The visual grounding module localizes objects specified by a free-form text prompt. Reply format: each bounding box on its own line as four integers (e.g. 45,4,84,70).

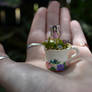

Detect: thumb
0,44,13,62
0,44,15,88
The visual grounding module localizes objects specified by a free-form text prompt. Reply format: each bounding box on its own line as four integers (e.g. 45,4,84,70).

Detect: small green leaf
63,62,66,68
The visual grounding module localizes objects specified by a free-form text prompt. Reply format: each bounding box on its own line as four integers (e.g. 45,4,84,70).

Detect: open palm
0,1,92,92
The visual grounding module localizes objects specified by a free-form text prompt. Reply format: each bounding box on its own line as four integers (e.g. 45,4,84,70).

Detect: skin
0,1,92,92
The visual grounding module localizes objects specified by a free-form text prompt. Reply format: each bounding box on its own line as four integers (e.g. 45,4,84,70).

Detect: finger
71,20,88,46
0,44,15,89
27,8,47,44
47,1,60,38
60,7,72,43
0,44,5,53
0,44,8,58
26,8,47,62
0,44,14,62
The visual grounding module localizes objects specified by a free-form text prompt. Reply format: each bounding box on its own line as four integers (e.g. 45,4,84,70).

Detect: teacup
45,46,79,72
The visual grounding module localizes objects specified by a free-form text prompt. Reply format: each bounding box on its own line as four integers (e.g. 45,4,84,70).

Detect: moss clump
42,38,71,50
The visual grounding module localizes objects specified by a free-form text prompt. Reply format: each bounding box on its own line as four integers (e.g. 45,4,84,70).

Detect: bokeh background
0,0,92,91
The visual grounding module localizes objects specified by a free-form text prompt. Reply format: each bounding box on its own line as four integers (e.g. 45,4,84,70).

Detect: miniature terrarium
42,38,79,72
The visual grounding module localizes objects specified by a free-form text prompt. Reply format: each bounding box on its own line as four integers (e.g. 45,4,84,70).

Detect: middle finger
47,1,60,39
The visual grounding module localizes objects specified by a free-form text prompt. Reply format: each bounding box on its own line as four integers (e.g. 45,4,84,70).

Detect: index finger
26,8,47,62
27,8,47,44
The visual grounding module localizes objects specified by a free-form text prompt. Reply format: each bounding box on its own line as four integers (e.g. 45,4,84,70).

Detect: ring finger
60,7,72,43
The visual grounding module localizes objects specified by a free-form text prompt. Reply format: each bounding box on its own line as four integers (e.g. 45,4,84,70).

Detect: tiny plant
42,38,71,50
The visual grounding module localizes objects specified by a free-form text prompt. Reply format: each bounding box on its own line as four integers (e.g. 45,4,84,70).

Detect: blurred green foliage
0,0,92,91
0,0,21,6
34,3,39,13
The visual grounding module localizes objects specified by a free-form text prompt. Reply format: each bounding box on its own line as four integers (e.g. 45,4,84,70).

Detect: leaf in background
34,3,39,13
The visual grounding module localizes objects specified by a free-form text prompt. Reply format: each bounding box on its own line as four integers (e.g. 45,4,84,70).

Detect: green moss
42,38,72,50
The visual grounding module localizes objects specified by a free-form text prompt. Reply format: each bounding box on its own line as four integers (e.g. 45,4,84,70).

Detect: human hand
0,1,92,92
26,1,92,91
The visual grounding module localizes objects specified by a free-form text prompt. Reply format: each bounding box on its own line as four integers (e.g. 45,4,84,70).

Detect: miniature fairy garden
42,38,72,50
42,38,72,72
